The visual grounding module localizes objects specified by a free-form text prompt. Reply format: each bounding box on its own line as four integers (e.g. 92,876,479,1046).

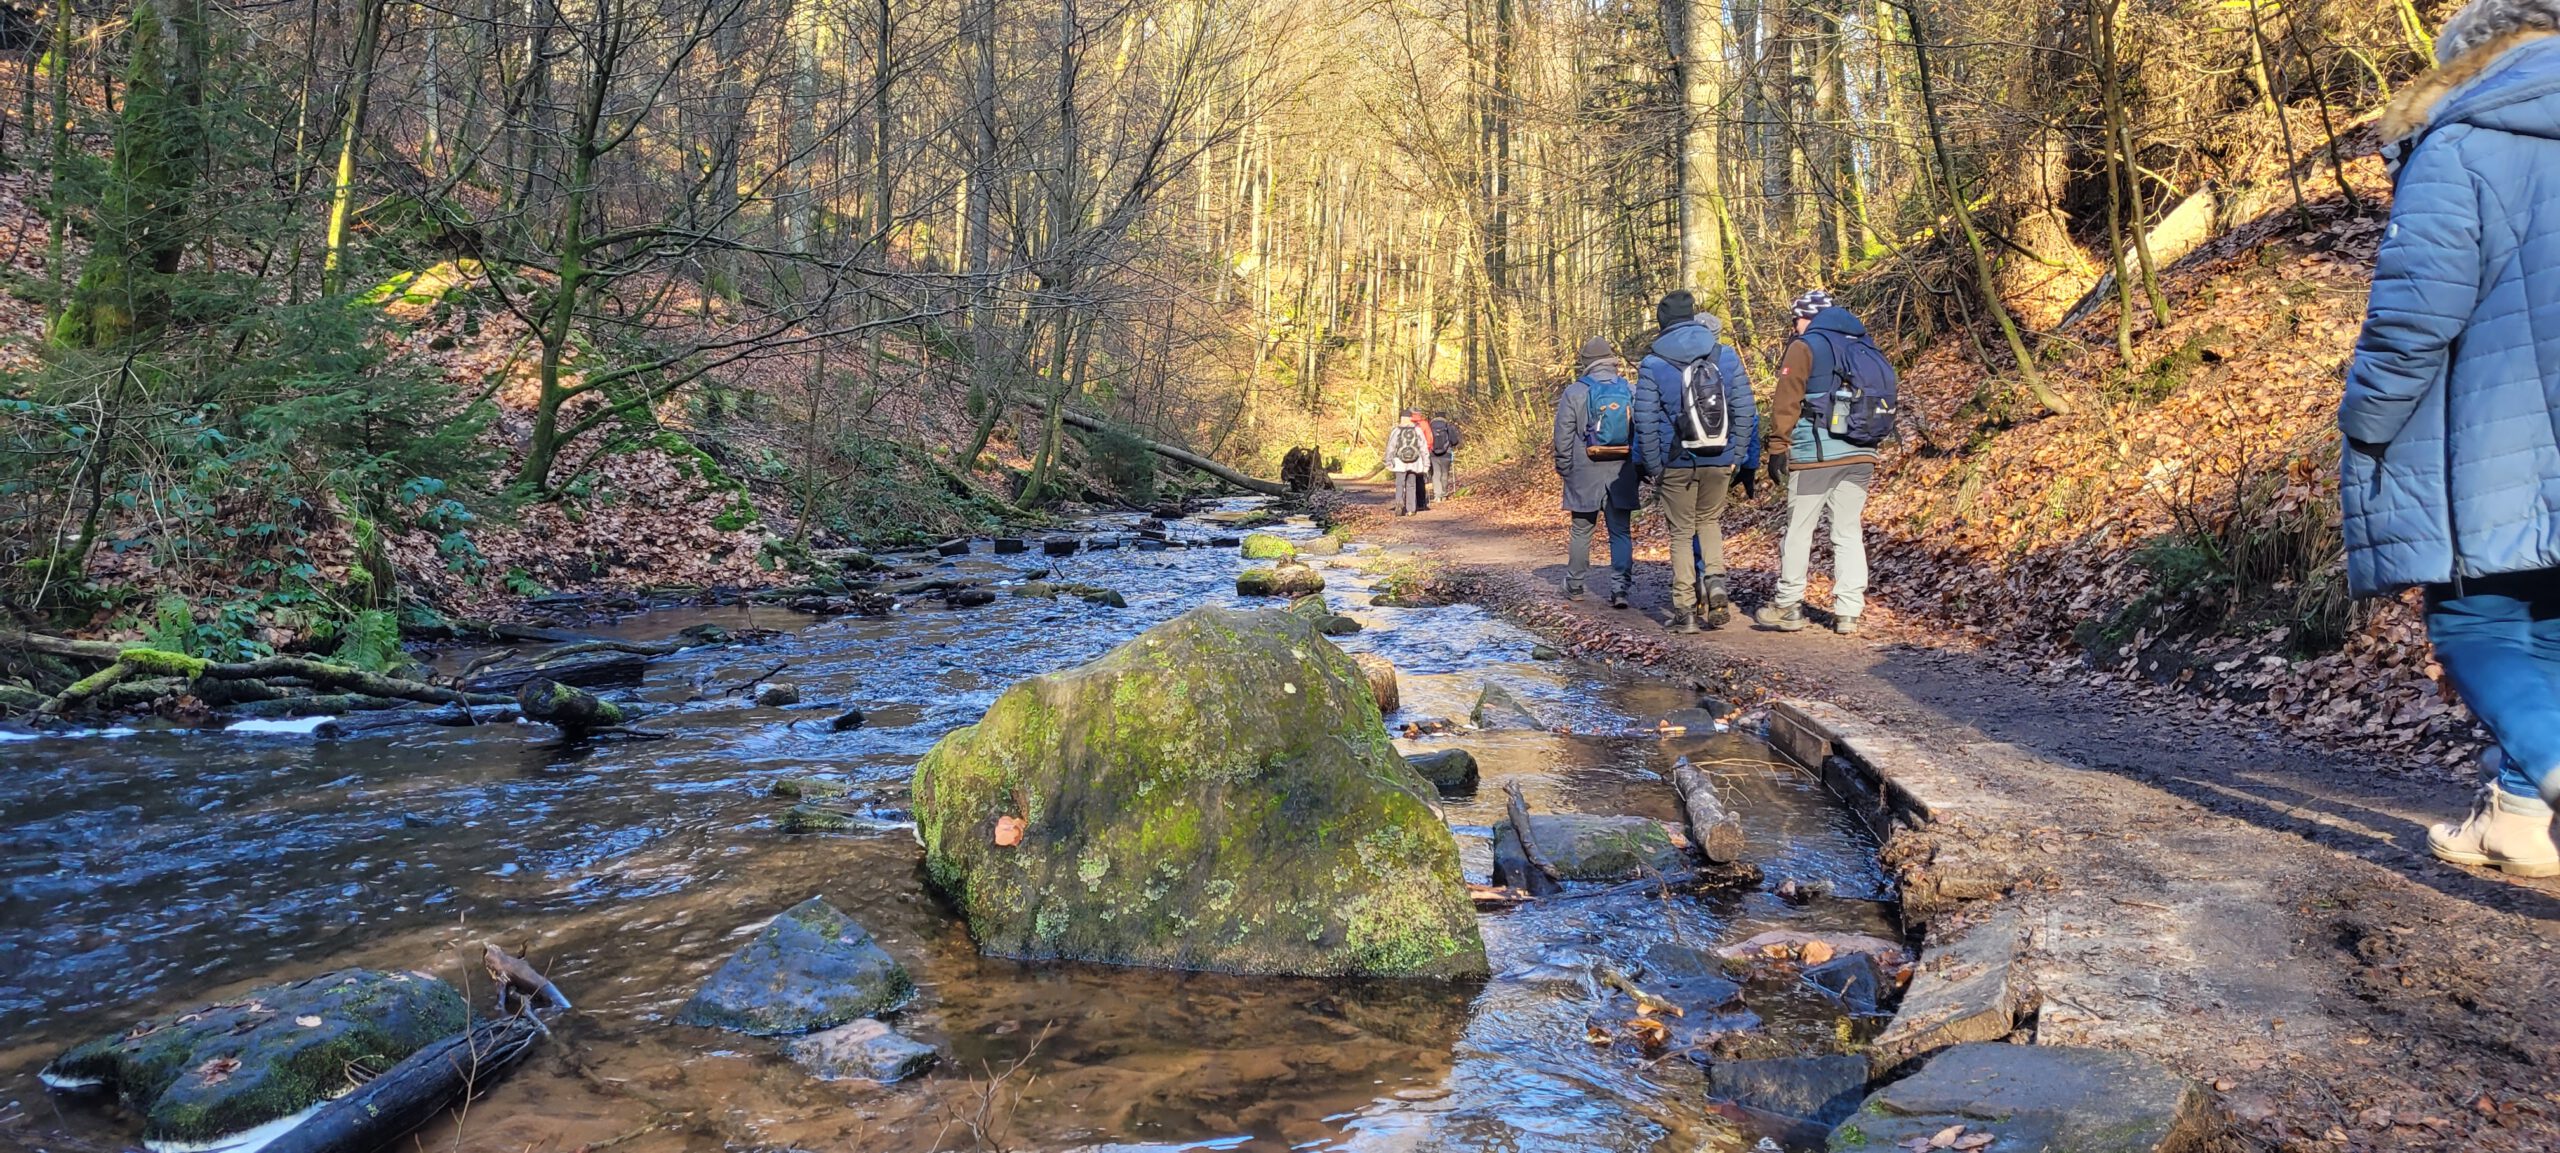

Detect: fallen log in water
1671,761,1747,865
317,704,523,737
517,677,625,738
257,1014,546,1153
459,651,648,695
27,645,484,718
1502,781,1565,897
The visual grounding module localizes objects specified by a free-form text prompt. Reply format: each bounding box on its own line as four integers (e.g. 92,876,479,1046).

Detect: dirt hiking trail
1336,477,2559,1153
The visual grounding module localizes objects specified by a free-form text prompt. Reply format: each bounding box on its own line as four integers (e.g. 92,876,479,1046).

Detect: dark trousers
1567,508,1635,594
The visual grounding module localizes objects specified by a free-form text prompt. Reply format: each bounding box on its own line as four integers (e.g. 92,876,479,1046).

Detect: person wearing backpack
1386,411,1434,515
2345,1,2560,876
1554,336,1646,605
1755,290,1894,636
1636,290,1759,633
1429,414,1462,502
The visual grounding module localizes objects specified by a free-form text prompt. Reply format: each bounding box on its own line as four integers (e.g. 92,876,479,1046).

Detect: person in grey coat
1554,336,1646,606
2344,0,2560,876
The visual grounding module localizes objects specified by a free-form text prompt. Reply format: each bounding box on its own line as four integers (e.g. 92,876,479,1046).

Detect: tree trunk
322,0,387,296
54,0,209,347
1673,0,1731,308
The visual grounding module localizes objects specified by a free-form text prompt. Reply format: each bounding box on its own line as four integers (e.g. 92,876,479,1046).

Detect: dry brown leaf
993,815,1025,847
1800,940,1835,966
196,1056,241,1085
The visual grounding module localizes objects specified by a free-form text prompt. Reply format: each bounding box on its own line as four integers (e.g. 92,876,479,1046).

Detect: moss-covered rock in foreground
911,604,1486,979
41,969,466,1149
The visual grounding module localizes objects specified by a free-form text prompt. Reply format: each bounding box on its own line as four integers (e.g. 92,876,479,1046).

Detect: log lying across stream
1671,761,1747,865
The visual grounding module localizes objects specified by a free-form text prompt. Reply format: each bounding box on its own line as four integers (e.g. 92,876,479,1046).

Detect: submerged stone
1491,814,1683,884
1712,1054,1869,1127
786,1019,938,1084
1471,683,1544,730
1827,1042,2207,1153
676,897,913,1035
1404,749,1479,796
910,604,1484,978
771,776,854,800
41,969,468,1151
1804,951,1888,1015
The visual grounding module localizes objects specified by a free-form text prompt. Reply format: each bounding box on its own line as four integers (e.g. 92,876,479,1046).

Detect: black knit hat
1656,290,1697,330
1792,289,1836,320
1578,336,1614,363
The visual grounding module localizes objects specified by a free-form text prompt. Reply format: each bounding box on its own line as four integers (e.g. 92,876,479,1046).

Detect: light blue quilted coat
2340,35,2560,596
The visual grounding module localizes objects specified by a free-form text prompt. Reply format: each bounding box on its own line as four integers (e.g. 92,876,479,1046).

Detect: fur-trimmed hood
2381,28,2560,144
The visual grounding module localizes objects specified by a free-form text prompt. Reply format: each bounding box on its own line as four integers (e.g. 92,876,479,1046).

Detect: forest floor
1334,478,2559,1153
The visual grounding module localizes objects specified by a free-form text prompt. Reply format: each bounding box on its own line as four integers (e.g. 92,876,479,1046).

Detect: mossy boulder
1240,533,1297,560
910,604,1486,979
675,897,913,1035
1492,814,1683,884
41,969,466,1149
1237,562,1325,598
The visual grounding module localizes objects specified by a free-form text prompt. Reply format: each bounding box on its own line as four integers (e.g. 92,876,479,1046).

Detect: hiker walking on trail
1636,290,1759,633
1756,290,1896,638
1555,336,1645,607
1387,410,1435,516
2345,0,2560,877
1429,414,1462,503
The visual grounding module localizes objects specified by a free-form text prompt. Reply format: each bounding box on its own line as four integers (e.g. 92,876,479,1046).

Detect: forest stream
0,504,1894,1153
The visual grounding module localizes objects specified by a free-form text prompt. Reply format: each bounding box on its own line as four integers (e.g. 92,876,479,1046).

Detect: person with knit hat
1554,335,1646,604
1635,290,1760,633
2346,0,2560,876
1756,288,1879,636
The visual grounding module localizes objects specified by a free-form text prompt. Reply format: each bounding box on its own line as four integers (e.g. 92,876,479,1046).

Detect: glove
1733,467,1757,502
1766,454,1789,491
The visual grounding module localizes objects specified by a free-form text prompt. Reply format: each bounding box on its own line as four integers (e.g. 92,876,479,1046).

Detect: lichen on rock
910,604,1486,979
41,969,467,1151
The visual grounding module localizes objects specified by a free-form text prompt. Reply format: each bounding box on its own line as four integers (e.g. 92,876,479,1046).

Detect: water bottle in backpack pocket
1584,376,1634,460
1803,331,1899,447
1676,358,1729,451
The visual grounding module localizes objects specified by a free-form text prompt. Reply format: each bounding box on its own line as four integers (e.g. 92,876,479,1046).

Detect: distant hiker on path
1637,290,1758,633
1387,410,1435,516
1757,290,1895,637
1555,336,1645,607
2345,0,2560,877
1429,414,1462,503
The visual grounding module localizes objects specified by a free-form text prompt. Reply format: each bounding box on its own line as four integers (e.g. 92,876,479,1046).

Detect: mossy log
27,642,482,718
516,677,625,737
459,651,648,695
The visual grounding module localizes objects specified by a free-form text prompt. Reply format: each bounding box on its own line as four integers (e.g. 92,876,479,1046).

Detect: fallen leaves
993,815,1025,847
195,1056,241,1086
1900,1123,1994,1151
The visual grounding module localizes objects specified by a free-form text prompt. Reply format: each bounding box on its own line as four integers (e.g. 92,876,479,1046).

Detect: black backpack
1802,331,1899,447
1675,357,1729,451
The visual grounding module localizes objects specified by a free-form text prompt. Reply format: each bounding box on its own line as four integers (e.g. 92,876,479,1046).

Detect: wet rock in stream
675,898,913,1035
1826,1042,2206,1153
1471,682,1545,730
1710,1053,1870,1128
753,682,801,707
40,969,468,1151
786,1019,938,1084
1491,813,1684,884
909,604,1484,978
1235,561,1324,597
1240,532,1296,559
1403,749,1478,796
770,776,853,800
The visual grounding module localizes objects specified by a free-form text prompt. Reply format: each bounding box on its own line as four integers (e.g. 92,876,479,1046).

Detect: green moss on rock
42,969,466,1147
1240,533,1297,560
1237,564,1325,598
911,605,1484,979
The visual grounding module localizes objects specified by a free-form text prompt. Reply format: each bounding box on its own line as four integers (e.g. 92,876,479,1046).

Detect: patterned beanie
1792,290,1836,320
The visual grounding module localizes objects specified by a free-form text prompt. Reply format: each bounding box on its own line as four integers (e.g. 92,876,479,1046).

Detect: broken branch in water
1502,780,1565,897
484,943,573,1013
17,639,483,719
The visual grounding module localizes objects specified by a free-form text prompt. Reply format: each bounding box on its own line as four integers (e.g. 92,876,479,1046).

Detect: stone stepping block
1825,1042,2207,1153
786,1018,938,1083
1712,1053,1869,1127
1869,910,2027,1076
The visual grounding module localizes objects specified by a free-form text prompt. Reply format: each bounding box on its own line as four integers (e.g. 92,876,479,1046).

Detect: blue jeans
1568,508,1634,594
2425,567,2560,802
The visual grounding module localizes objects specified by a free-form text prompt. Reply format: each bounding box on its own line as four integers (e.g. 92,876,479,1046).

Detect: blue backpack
1803,330,1899,447
1584,375,1634,454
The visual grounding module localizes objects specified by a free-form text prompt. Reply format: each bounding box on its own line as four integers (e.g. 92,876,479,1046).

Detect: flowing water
0,504,1895,1153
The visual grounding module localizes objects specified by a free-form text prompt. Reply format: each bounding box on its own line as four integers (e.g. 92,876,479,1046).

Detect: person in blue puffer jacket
1635,290,1759,633
2344,0,2560,876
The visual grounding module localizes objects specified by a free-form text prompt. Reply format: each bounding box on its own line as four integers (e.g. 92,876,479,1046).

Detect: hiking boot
1669,609,1700,635
1703,595,1732,630
1609,589,1630,610
2428,786,2560,878
1562,582,1585,601
1835,615,1860,636
1754,603,1807,632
